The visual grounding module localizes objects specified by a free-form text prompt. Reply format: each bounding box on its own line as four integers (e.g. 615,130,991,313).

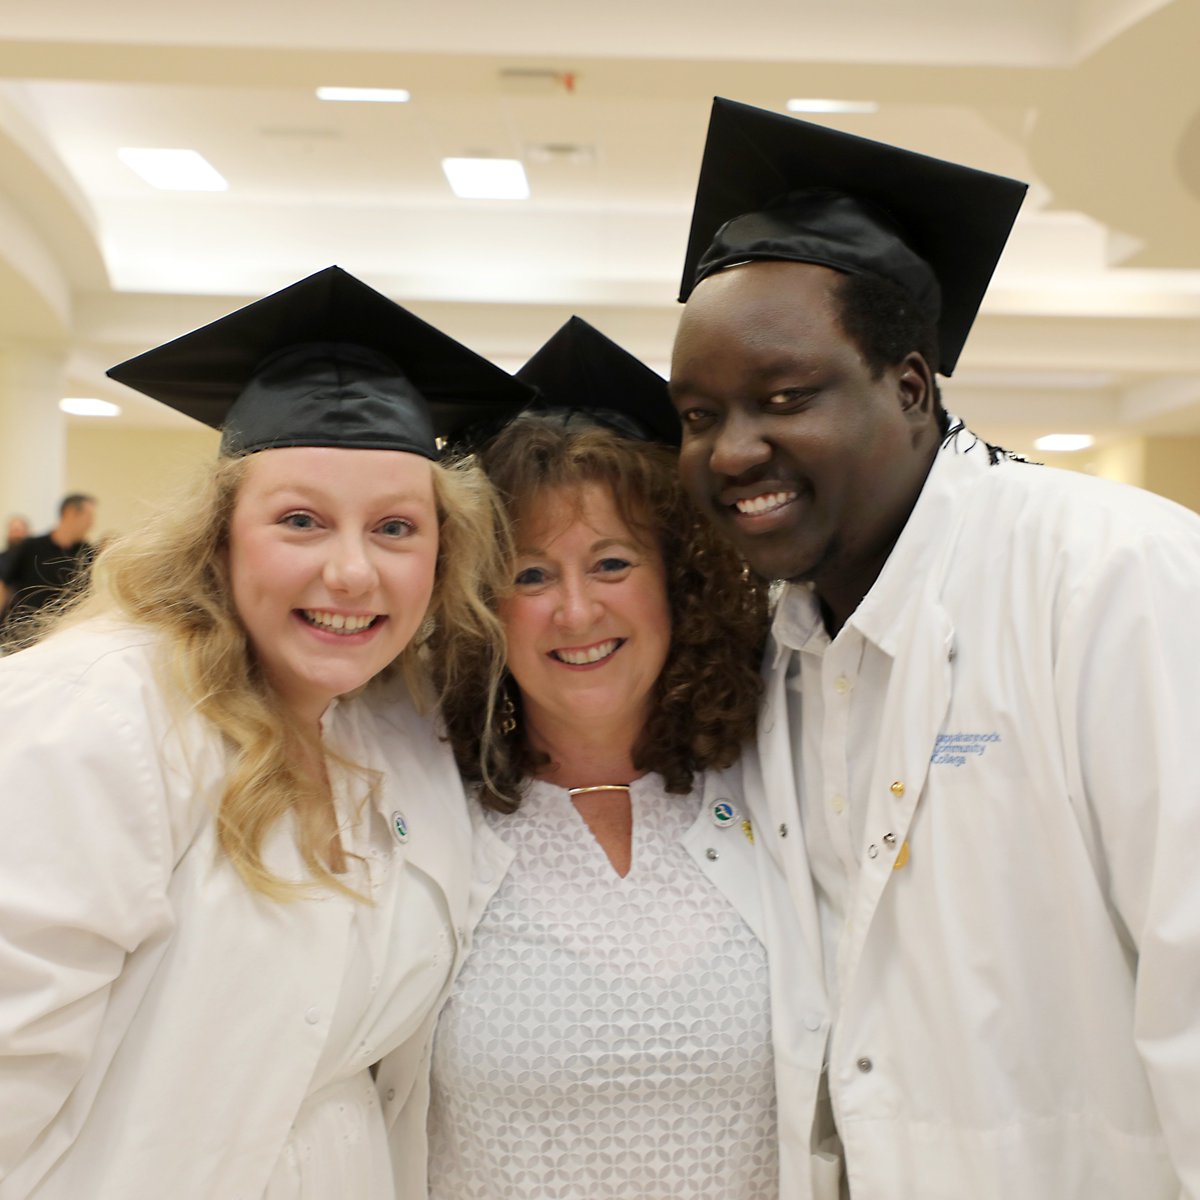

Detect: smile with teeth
551,638,623,665
301,609,380,634
733,490,797,516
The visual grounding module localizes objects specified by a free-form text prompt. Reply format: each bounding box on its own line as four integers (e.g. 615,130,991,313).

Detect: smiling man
669,99,1200,1199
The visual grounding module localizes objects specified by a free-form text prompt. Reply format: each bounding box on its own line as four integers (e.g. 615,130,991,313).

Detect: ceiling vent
524,141,595,166
259,127,342,141
499,67,578,94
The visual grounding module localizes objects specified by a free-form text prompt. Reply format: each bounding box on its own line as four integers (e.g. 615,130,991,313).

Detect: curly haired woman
414,319,785,1199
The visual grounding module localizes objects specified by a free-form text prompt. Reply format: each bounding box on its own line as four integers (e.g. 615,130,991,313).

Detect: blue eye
281,512,317,530
514,566,547,586
378,518,415,538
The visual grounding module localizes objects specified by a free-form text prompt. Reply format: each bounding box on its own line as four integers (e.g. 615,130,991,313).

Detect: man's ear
897,351,936,422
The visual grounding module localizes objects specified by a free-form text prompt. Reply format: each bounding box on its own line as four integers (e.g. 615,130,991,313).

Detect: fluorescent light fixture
442,157,530,200
787,98,879,115
118,148,228,191
1035,433,1094,453
60,397,121,418
316,86,411,103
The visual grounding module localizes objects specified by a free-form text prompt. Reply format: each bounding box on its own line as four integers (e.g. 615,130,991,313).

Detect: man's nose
709,409,771,479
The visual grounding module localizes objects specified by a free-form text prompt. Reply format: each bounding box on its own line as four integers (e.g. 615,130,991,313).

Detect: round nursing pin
391,811,409,844
711,799,738,828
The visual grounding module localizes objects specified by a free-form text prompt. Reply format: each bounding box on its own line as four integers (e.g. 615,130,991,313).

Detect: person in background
0,496,95,643
0,514,29,568
409,317,819,1199
668,98,1200,1198
0,514,30,608
1,513,30,547
0,266,533,1200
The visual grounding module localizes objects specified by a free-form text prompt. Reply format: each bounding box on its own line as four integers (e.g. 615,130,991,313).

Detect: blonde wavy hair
52,451,508,901
436,415,769,811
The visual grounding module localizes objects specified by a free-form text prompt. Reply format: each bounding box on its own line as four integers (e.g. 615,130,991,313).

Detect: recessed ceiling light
316,86,411,103
118,148,228,192
60,397,121,418
442,157,530,200
786,98,878,115
1034,433,1095,452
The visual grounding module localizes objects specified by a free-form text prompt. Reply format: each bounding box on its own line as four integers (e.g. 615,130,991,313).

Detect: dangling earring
498,688,517,736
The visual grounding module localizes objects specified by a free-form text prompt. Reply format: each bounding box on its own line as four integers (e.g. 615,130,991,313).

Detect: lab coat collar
852,419,993,655
768,420,993,670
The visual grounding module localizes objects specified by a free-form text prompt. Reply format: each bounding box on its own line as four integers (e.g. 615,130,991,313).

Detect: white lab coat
0,620,473,1200
744,428,1200,1198
380,765,836,1200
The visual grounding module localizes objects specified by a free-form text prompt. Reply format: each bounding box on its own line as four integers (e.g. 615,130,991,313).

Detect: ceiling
0,0,1197,459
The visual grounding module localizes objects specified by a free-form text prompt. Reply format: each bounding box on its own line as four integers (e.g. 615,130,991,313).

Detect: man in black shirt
0,494,97,643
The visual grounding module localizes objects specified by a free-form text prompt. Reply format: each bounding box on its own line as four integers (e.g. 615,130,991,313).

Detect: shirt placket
821,629,863,880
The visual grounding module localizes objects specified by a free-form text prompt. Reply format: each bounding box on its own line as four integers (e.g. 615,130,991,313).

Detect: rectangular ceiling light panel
786,98,879,115
117,148,228,191
316,87,411,103
442,157,530,200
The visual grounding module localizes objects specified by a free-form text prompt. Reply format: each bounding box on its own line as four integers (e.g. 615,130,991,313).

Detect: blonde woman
0,268,529,1200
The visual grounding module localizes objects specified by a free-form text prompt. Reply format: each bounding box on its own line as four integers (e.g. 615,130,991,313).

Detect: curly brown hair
434,414,769,812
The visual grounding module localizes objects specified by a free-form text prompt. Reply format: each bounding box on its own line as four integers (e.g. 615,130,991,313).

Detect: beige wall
65,423,220,543
1088,437,1145,491
62,421,1200,548
1046,434,1200,513
1142,438,1200,513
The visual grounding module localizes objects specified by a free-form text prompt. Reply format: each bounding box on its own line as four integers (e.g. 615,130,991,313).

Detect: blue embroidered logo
931,731,1001,767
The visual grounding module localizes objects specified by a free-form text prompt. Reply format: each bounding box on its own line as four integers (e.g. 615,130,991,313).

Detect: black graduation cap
517,317,681,447
107,266,534,458
678,98,1028,376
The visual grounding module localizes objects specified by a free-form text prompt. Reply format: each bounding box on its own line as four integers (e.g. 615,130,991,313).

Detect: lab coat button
890,780,905,797
705,847,719,861
803,1012,822,1032
304,1006,321,1025
856,1056,874,1073
833,675,851,695
831,793,846,814
883,832,896,846
779,823,789,838
385,1087,397,1103
479,867,495,884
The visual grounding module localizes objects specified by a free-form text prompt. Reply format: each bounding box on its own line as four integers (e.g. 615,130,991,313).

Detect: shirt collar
770,581,827,666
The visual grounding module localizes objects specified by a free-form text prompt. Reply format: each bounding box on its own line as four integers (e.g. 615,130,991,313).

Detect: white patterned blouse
428,772,778,1199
